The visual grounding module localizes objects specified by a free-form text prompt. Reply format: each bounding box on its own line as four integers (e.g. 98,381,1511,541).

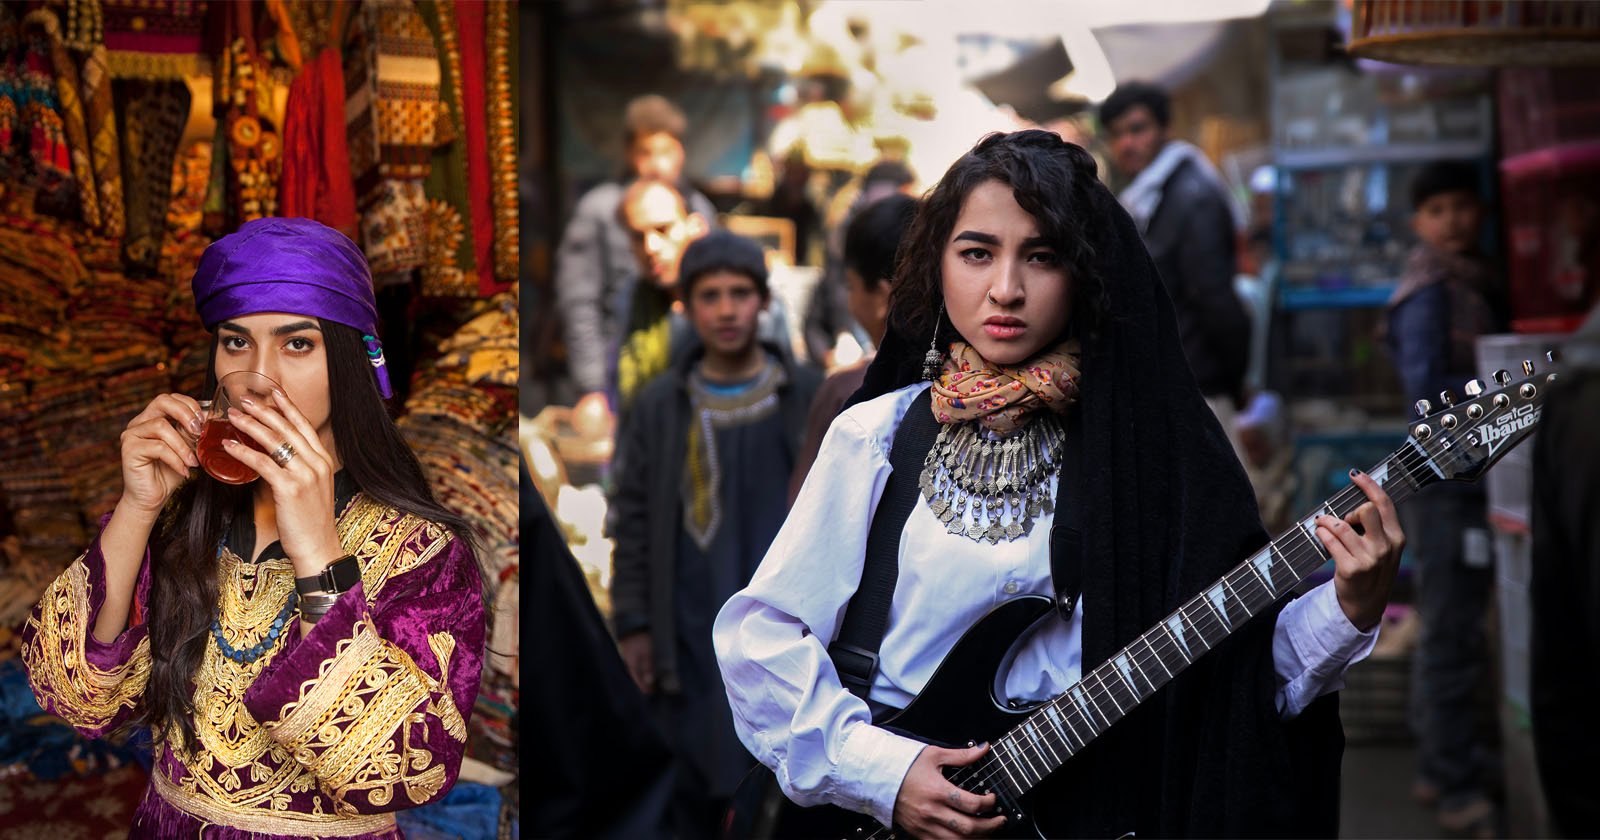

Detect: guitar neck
974,446,1432,800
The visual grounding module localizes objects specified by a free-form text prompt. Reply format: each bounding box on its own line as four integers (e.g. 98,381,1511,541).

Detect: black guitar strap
829,389,936,702
829,389,1084,703
1050,408,1084,622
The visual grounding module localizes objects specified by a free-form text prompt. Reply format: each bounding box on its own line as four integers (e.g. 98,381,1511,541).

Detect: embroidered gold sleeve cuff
20,557,152,737
255,617,470,815
240,516,483,816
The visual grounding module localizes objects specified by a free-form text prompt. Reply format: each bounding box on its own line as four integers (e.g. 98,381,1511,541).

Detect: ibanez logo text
1480,403,1540,456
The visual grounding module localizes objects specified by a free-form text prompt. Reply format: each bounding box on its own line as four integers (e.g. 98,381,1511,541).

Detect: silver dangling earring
922,305,945,382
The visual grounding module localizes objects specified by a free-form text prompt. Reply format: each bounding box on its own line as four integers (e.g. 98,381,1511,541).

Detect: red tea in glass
195,371,281,485
197,417,267,484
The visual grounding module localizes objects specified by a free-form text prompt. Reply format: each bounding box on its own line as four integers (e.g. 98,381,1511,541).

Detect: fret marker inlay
1250,550,1275,595
1204,583,1231,630
1071,685,1095,727
1165,615,1192,661
1114,654,1136,693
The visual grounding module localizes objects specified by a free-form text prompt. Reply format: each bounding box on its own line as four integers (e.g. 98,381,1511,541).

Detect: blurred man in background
609,231,820,839
1101,82,1252,439
612,178,711,412
556,95,717,423
789,192,916,504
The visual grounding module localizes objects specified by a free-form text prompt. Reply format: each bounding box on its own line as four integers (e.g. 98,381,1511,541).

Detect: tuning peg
1414,398,1432,417
1547,349,1560,364
1524,360,1536,376
1439,389,1456,407
1494,369,1512,386
1464,379,1485,397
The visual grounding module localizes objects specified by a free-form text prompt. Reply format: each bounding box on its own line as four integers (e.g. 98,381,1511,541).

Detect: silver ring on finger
271,441,296,468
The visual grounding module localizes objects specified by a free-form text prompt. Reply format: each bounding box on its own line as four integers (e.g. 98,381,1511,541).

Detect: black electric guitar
724,360,1557,840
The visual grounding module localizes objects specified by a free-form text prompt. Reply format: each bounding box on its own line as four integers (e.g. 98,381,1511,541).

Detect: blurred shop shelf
1277,139,1489,169
1279,284,1396,310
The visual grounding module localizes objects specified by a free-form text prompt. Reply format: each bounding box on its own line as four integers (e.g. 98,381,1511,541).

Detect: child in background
1385,160,1505,839
609,230,821,840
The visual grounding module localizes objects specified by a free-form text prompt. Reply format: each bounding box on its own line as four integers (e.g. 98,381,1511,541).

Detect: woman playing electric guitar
714,130,1405,839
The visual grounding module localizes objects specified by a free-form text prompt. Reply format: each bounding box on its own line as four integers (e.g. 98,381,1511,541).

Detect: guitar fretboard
967,444,1435,801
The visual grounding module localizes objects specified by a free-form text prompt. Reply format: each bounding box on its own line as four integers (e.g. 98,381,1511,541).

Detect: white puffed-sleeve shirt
713,383,1377,828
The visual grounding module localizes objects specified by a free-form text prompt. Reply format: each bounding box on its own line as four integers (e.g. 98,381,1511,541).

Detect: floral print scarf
930,339,1080,434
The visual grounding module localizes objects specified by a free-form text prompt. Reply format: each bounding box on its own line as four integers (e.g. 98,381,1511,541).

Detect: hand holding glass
195,371,279,484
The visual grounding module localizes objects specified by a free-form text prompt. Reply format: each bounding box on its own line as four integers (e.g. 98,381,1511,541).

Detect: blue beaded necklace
209,539,298,665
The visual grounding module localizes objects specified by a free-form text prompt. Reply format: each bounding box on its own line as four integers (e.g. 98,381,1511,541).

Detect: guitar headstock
1405,352,1558,488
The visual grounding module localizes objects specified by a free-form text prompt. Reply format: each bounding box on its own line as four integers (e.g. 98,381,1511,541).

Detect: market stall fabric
399,289,521,778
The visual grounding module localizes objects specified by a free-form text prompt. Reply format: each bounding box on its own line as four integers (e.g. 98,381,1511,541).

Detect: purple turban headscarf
191,217,392,398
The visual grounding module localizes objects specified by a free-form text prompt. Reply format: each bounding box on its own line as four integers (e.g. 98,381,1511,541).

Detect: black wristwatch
295,554,362,596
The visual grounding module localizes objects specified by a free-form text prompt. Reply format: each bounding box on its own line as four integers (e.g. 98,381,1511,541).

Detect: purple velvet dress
19,495,485,838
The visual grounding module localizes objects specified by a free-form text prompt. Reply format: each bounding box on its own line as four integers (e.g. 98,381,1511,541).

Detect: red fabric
280,48,358,238
0,765,149,836
455,0,495,296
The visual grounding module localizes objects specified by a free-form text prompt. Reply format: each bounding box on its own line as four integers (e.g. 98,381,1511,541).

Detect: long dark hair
138,319,482,755
890,129,1110,347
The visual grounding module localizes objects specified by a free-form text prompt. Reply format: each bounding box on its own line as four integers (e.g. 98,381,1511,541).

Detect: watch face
328,555,362,589
299,556,360,594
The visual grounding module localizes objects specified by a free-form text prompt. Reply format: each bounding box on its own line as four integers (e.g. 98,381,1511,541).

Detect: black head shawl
847,139,1342,837
523,473,674,838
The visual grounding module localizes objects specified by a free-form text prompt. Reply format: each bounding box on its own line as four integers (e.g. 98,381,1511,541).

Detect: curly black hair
889,129,1110,348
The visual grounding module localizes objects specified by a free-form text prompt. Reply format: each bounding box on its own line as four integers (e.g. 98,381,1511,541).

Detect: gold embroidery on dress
191,546,299,771
23,497,456,830
271,625,386,750
424,633,467,743
152,769,396,837
20,557,152,731
266,618,439,815
342,712,445,809
143,498,456,828
337,496,452,602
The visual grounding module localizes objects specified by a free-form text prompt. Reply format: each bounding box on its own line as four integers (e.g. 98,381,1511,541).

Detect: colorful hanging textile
0,5,17,174
454,0,490,292
116,78,190,274
485,0,515,291
280,46,357,237
24,9,99,231
415,0,475,298
80,43,125,239
13,11,77,221
100,0,211,80
413,0,513,299
215,0,282,226
345,0,441,278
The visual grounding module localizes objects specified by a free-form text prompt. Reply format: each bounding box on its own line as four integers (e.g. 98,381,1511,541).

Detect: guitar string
944,440,1440,795
930,412,1493,801
980,433,1462,791
994,405,1506,791
900,434,1455,805
856,402,1511,834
